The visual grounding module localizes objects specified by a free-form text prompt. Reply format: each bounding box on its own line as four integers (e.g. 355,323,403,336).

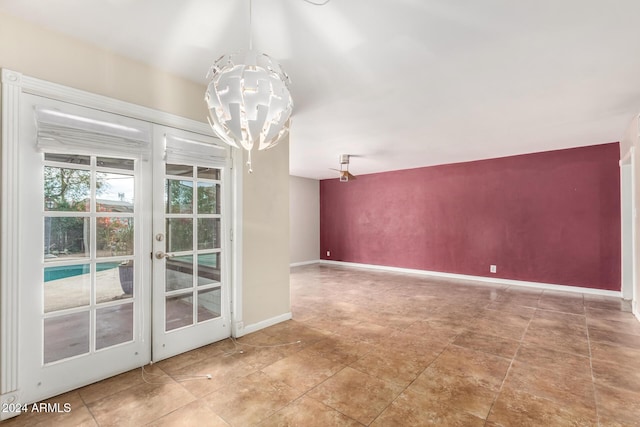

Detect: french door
151,126,231,361
17,95,231,404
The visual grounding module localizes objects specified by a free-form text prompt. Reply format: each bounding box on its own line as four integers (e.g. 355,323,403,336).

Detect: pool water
44,262,120,282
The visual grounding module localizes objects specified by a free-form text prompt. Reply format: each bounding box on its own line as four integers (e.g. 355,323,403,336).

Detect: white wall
242,145,291,326
290,176,320,265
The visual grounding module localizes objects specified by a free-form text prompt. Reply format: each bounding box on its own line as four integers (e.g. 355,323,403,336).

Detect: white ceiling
2,0,640,179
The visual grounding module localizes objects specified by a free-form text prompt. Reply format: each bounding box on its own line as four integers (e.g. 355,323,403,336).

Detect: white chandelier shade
205,50,293,170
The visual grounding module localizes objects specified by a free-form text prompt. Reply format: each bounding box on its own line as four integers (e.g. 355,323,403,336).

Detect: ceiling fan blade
329,168,341,172
347,171,357,180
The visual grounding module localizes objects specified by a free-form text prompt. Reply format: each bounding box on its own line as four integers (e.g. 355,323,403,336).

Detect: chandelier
205,1,293,173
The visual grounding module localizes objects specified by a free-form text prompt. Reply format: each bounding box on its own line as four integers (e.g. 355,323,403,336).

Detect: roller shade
164,132,228,166
35,106,152,159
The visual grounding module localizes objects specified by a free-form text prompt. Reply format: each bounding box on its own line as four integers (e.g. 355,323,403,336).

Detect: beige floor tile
349,346,430,387
87,380,196,426
537,298,585,315
592,358,640,394
261,349,345,392
465,316,528,341
425,345,511,391
523,323,590,356
258,396,363,427
587,316,640,336
303,334,374,365
589,340,640,368
307,366,404,425
586,306,636,322
154,340,236,375
515,342,592,378
169,353,256,398
484,301,537,316
595,383,640,427
202,371,302,426
503,361,596,413
409,368,499,419
487,388,597,426
332,321,396,344
371,387,485,426
453,331,520,359
146,400,230,426
588,328,640,350
78,366,159,405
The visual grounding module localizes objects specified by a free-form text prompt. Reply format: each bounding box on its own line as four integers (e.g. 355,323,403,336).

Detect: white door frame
632,146,640,320
0,69,244,419
621,156,634,300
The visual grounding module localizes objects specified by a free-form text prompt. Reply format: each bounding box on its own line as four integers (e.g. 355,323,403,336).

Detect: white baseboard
238,312,292,337
290,260,320,267
634,300,640,322
319,260,622,298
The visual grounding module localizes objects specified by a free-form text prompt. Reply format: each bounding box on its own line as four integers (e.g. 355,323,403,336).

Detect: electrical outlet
490,265,497,273
326,250,331,257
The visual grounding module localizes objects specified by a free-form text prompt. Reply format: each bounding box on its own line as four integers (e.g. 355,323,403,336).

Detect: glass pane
97,261,133,303
96,303,133,350
44,312,90,364
166,218,193,252
97,217,134,257
197,253,221,285
96,172,134,213
198,218,220,250
44,217,90,260
198,288,221,323
166,164,193,177
97,157,134,171
166,255,194,291
44,264,90,313
44,153,90,165
44,167,91,211
197,167,220,180
166,179,193,214
166,294,194,331
197,182,220,214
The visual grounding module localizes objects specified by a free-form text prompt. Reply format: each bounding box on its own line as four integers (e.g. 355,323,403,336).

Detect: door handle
155,251,174,260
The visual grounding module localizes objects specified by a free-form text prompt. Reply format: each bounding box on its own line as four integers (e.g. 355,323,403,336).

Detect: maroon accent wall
320,143,621,291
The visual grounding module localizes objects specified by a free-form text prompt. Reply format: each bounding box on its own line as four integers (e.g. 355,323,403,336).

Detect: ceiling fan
330,154,357,182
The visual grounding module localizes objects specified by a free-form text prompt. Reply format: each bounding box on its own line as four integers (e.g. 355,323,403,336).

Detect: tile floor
4,264,640,426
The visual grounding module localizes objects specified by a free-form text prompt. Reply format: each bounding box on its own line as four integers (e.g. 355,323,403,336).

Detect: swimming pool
44,262,120,282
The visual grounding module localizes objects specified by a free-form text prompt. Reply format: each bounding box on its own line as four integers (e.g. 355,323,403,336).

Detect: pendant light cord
249,0,253,50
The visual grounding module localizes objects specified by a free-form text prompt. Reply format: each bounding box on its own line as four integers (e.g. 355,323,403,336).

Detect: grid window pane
96,261,133,303
166,218,193,252
197,167,220,180
96,303,133,350
197,253,221,285
96,172,134,213
97,217,134,257
197,288,221,322
44,264,90,313
197,182,220,214
166,294,194,331
197,218,220,250
44,167,91,212
166,256,194,292
44,217,90,260
44,312,90,364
